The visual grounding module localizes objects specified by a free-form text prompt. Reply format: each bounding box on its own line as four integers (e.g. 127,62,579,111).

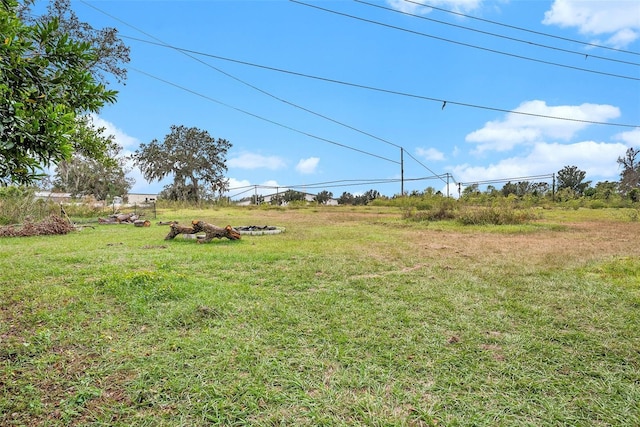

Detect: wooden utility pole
400,148,404,196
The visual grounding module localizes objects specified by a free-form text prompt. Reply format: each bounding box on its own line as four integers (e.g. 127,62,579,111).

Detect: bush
456,206,537,225
402,198,457,222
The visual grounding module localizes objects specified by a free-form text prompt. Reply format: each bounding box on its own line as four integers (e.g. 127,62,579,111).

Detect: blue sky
68,0,639,198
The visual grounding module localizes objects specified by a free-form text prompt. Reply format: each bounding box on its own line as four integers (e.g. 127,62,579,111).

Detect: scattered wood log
98,212,142,225
191,220,241,242
164,223,196,240
235,225,277,231
116,213,138,223
98,217,118,224
134,219,151,227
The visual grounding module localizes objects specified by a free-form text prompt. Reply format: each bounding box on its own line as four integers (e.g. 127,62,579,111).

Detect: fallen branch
192,220,241,242
164,223,196,240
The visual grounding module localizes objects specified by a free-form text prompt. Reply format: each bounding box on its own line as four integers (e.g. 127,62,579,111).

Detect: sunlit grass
1,206,638,426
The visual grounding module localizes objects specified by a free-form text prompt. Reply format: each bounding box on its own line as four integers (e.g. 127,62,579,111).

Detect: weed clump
403,203,537,225
456,206,538,225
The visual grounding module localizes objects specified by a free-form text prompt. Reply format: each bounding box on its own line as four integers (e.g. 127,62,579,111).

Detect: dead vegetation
0,214,76,237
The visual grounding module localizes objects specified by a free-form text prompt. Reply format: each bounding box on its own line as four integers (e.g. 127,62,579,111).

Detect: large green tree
133,125,232,202
617,147,639,197
0,0,125,185
557,165,591,196
53,138,133,201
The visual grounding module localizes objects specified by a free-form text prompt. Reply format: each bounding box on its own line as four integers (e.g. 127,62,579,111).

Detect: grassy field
1,206,639,426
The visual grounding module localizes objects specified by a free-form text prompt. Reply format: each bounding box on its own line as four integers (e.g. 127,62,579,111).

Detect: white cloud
227,178,251,191
465,100,620,153
615,127,640,146
227,152,286,170
543,0,640,48
89,114,140,151
87,115,149,193
386,0,483,14
451,140,628,183
416,147,445,161
295,157,320,174
260,180,281,188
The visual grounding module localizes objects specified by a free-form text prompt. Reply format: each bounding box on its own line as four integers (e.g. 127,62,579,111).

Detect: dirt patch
407,220,640,271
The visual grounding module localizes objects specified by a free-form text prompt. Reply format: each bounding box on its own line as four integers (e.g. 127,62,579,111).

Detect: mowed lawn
1,206,639,426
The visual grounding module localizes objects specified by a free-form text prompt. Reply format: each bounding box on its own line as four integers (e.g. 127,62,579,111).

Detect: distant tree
424,186,436,196
557,166,591,196
133,125,231,203
515,181,533,196
501,182,518,197
617,147,640,197
485,185,500,197
530,182,550,197
314,190,333,204
270,193,284,206
593,181,619,200
363,189,381,204
338,192,354,205
282,189,306,203
53,141,133,200
250,194,264,205
1,0,122,184
462,183,480,198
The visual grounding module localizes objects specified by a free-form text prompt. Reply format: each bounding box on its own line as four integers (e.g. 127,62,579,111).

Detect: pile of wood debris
0,214,76,237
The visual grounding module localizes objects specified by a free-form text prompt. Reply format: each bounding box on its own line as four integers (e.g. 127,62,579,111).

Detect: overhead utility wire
128,67,399,165
78,0,402,166
290,0,640,82
78,1,405,153
403,0,640,57
460,174,554,186
80,1,444,182
357,0,640,67
121,36,640,129
121,31,445,182
228,176,444,196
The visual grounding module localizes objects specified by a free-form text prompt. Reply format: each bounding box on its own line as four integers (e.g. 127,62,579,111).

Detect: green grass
1,206,638,426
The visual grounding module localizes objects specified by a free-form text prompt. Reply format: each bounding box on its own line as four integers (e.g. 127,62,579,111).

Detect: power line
129,67,400,165
79,0,446,182
121,35,640,129
460,173,554,186
79,0,403,153
356,0,640,67
290,0,640,82
227,175,448,196
403,0,640,57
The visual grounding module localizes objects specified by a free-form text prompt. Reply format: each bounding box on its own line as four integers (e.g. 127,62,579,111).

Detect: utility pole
446,173,450,197
400,148,404,196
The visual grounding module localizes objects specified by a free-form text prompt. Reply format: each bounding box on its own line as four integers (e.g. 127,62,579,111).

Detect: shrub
456,206,537,225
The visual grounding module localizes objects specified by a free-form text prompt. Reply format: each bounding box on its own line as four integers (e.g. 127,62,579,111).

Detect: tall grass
0,187,57,225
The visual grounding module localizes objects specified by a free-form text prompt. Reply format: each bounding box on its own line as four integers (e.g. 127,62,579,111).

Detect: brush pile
0,214,75,237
